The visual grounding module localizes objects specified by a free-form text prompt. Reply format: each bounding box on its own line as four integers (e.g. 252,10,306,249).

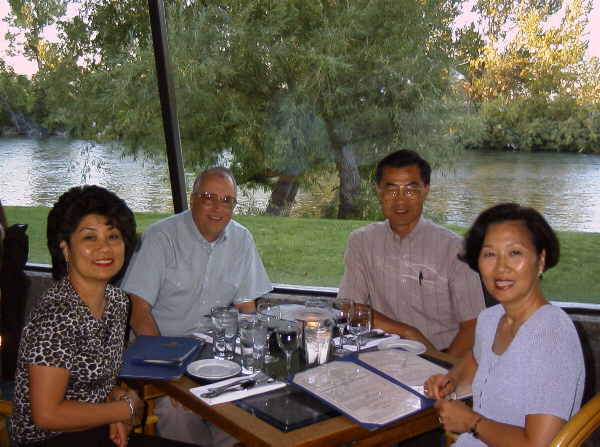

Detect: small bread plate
378,338,426,355
187,359,242,380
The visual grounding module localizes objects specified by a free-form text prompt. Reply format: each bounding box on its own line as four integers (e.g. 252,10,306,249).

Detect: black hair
375,150,432,185
460,203,560,273
47,185,137,282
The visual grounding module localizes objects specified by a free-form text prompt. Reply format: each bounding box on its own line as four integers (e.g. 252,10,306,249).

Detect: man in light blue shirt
122,167,272,337
121,167,271,447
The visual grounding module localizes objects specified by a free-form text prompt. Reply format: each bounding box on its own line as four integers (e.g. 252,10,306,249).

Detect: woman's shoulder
533,304,575,327
30,280,77,316
478,304,505,322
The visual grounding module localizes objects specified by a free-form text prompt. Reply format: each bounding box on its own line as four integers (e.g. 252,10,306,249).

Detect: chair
446,393,600,447
550,393,600,447
0,399,13,447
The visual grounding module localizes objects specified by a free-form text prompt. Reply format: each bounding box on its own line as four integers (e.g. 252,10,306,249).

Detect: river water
1,137,599,232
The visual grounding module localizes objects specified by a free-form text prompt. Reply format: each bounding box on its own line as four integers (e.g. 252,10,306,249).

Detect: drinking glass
257,302,281,364
332,298,352,357
348,303,372,354
239,315,268,373
276,320,301,374
303,317,333,367
211,306,239,360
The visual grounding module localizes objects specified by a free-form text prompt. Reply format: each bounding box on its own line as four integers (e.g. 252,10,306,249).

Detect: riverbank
5,206,599,303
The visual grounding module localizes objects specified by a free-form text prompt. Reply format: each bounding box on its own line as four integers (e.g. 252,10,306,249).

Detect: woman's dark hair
375,150,432,185
47,185,137,282
460,203,560,273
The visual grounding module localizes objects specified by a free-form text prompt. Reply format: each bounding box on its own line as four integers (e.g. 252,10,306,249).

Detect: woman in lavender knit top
425,204,585,446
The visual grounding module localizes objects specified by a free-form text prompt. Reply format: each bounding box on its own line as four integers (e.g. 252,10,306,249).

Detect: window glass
0,1,170,264
1,0,598,303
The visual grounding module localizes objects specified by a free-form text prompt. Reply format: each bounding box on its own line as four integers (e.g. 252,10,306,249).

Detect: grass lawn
5,206,599,303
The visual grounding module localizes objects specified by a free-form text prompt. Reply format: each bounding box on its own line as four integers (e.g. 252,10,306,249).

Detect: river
1,137,599,232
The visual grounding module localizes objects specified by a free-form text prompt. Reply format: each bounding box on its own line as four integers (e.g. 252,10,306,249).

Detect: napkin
191,374,287,405
335,333,400,352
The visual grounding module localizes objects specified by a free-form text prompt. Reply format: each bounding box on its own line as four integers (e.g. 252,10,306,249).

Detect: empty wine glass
348,303,372,354
276,320,301,374
257,302,281,364
332,298,352,357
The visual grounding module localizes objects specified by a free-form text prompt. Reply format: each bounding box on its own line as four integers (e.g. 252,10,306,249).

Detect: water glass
332,298,352,357
211,306,239,360
348,303,372,354
304,318,333,367
239,315,268,374
257,302,281,364
276,320,301,374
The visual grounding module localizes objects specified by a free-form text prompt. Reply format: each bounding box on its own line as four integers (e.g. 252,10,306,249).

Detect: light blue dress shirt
121,210,272,336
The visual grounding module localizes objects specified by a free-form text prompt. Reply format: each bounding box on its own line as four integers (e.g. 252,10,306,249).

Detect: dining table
131,343,459,447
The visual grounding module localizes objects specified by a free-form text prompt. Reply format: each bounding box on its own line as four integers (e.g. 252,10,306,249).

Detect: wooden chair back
550,393,600,447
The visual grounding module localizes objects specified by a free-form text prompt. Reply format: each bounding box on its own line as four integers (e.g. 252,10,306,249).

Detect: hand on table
424,373,456,400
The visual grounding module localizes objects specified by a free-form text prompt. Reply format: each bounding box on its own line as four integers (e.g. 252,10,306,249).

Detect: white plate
186,359,241,380
378,339,426,354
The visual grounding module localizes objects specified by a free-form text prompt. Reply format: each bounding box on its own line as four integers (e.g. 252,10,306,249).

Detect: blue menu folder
288,352,433,430
119,336,203,380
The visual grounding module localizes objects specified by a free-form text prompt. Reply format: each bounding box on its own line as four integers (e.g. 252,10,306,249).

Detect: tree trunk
323,117,362,219
265,175,300,216
335,144,362,219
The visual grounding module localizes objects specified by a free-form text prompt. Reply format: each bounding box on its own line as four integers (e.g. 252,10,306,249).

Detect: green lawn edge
5,206,599,303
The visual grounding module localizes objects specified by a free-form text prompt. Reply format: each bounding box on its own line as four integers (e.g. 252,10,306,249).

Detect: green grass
5,206,600,303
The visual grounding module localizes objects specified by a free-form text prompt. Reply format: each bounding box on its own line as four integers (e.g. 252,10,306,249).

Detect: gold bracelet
119,394,134,425
469,415,484,439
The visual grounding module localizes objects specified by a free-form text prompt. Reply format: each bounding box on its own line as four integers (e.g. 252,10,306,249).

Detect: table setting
167,298,432,423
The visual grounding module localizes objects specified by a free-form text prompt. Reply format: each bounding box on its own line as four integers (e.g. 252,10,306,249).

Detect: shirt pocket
420,275,452,321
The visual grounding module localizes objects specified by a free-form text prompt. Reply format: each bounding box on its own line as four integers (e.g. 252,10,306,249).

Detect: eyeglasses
380,185,424,201
196,191,237,209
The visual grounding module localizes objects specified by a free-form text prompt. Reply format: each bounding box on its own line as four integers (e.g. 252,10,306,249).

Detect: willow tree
164,0,464,218
5,0,466,217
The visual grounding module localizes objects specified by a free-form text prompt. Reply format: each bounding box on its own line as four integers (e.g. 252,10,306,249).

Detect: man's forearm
128,293,160,336
446,319,476,358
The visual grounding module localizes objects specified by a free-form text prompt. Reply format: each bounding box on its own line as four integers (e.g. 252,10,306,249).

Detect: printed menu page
291,359,426,428
358,350,472,399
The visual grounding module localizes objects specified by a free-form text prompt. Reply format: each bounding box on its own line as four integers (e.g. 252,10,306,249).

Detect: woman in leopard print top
9,186,192,447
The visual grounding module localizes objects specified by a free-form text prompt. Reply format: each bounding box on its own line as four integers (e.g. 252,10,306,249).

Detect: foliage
465,0,593,101
5,0,473,217
463,94,600,153
0,59,35,128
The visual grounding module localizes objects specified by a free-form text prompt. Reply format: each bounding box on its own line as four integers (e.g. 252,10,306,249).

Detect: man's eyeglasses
196,191,237,209
380,185,424,201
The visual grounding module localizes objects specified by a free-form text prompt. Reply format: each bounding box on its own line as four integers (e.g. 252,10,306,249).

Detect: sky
0,0,599,77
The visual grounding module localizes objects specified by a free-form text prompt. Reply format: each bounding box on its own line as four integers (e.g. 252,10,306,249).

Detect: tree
162,0,465,217
4,0,469,217
465,0,593,100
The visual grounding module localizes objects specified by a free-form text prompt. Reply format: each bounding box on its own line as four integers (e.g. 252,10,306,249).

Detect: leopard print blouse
9,278,129,444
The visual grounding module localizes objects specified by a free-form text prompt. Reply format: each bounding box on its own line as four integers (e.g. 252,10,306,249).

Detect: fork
202,372,269,398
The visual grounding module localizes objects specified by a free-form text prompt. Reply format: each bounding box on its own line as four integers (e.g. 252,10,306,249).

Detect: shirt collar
385,216,427,242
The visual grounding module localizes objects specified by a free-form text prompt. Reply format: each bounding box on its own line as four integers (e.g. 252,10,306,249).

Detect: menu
290,349,470,430
357,350,472,399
